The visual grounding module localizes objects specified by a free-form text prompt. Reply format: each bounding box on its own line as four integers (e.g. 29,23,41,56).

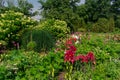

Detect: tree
0,0,5,7
111,0,120,15
111,0,120,28
76,4,88,23
0,0,37,16
85,0,112,22
39,0,81,31
17,0,34,16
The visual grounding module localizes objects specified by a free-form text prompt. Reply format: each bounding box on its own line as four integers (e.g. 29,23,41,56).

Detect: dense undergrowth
0,32,120,80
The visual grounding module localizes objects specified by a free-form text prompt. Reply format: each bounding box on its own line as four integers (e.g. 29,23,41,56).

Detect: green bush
35,19,70,39
92,18,115,32
22,29,55,52
72,17,86,32
0,10,37,49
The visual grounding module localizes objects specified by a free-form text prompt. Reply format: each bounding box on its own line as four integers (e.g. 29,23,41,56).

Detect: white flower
75,41,79,44
72,34,79,39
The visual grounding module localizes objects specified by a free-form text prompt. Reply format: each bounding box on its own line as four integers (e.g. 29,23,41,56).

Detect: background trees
0,0,120,31
39,0,81,31
39,0,120,31
111,0,120,28
0,0,36,16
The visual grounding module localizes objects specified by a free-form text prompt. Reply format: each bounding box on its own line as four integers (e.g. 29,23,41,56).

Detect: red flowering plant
64,45,76,79
75,52,95,64
64,35,96,79
64,36,96,74
64,37,96,64
64,45,76,64
64,38,77,79
65,38,77,49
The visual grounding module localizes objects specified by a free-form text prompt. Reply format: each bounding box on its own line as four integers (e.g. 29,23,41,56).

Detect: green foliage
22,29,55,52
115,17,120,28
0,10,36,48
0,0,36,16
0,50,42,79
68,33,120,80
0,40,7,53
71,61,120,80
36,19,70,39
85,0,112,22
0,33,120,79
27,41,36,51
39,0,120,32
76,4,88,22
0,50,64,79
73,17,86,32
0,40,7,46
111,0,120,16
92,18,115,32
91,61,120,80
39,0,81,31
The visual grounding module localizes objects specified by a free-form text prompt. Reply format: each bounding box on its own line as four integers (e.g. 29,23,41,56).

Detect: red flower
69,45,76,52
66,39,72,45
64,37,96,65
65,38,77,48
70,38,77,42
81,55,88,63
87,52,95,62
64,49,75,64
75,54,88,63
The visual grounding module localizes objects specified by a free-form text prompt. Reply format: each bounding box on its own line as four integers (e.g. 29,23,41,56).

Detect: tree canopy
39,0,120,30
0,0,36,16
39,0,81,31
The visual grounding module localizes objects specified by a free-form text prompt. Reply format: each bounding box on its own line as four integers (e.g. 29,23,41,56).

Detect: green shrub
72,17,86,32
0,10,37,49
35,19,70,39
86,22,93,32
92,18,115,32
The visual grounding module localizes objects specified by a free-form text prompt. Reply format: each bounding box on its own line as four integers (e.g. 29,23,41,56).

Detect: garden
0,10,120,80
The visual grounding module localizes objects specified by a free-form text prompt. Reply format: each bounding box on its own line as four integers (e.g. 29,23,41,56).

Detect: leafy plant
0,10,37,49
92,18,115,32
27,41,36,51
35,19,70,39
